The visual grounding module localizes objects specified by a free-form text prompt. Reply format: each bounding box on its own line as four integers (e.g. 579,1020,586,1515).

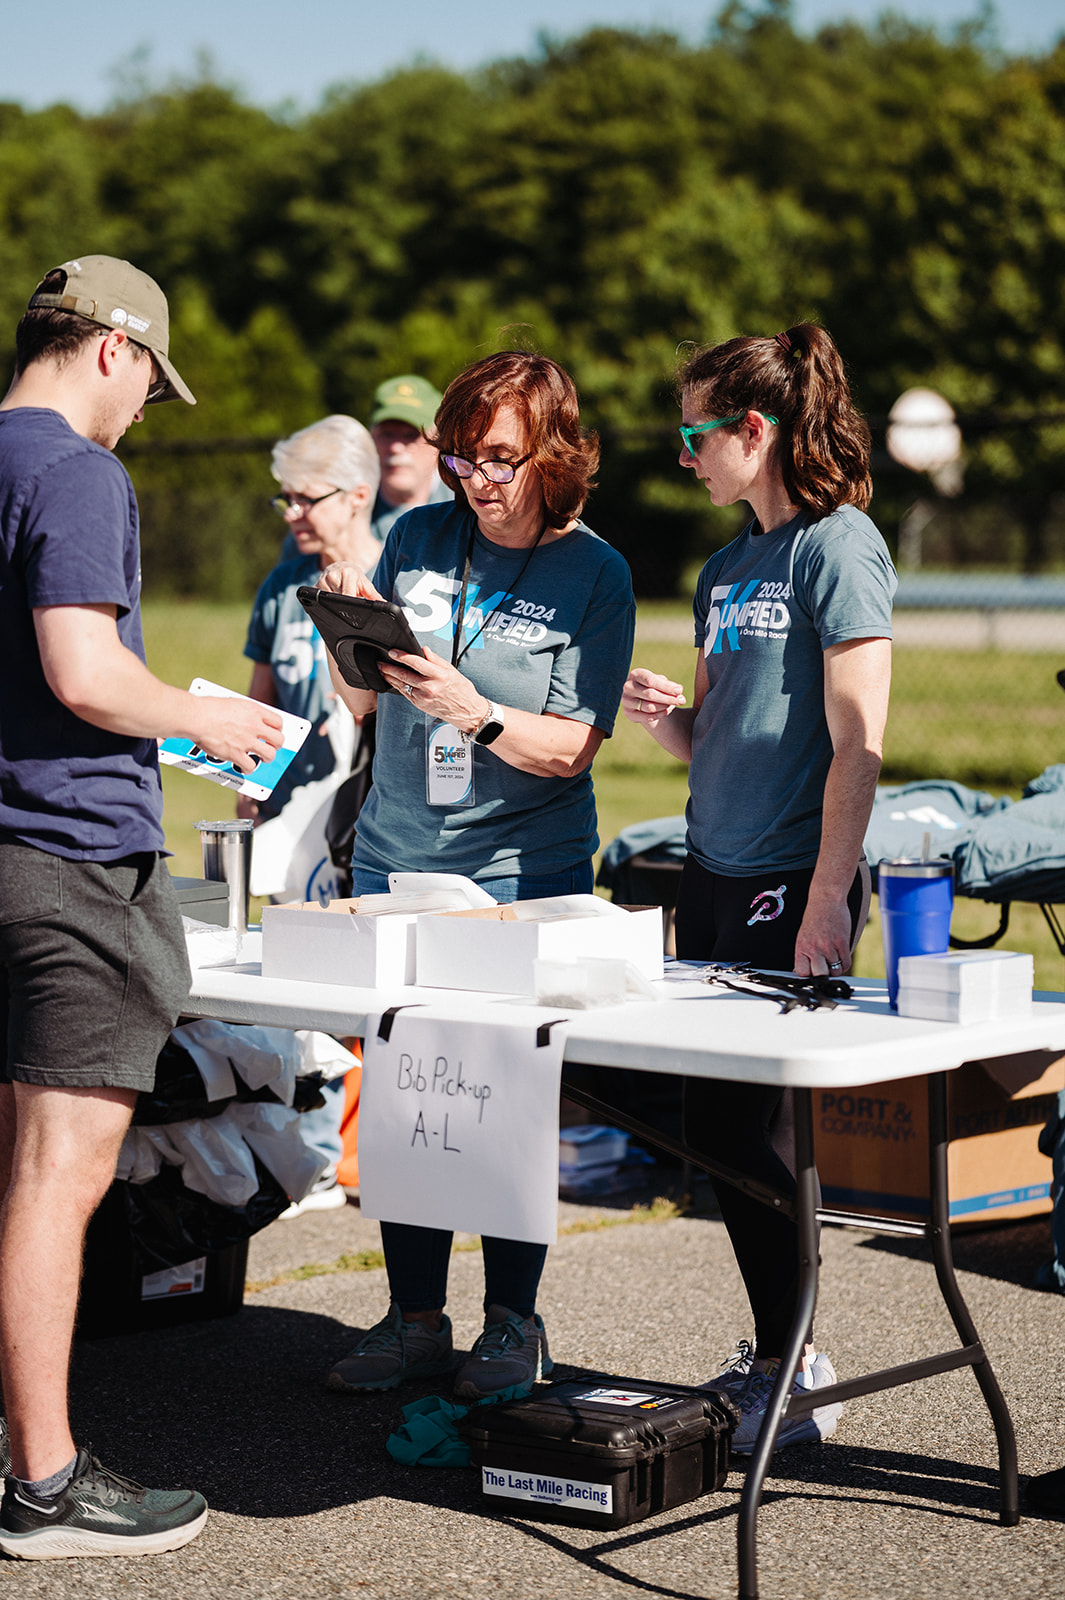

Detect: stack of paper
896,950,1034,1023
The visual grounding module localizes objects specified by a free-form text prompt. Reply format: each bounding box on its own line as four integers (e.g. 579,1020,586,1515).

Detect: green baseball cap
370,373,442,430
27,255,195,406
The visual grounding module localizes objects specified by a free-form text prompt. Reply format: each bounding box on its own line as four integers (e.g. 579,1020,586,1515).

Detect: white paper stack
896,949,1034,1023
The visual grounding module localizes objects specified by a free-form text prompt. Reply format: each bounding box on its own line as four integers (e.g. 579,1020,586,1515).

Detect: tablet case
297,588,424,694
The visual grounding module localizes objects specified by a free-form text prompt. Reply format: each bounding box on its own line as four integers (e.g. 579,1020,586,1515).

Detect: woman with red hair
318,350,635,1402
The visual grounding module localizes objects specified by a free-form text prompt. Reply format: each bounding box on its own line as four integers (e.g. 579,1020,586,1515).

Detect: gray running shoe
327,1303,454,1392
0,1447,207,1560
453,1304,553,1402
730,1350,842,1455
700,1338,755,1399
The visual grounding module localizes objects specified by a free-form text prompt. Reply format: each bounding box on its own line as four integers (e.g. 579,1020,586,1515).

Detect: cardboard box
416,905,663,995
813,1049,1064,1225
261,899,418,987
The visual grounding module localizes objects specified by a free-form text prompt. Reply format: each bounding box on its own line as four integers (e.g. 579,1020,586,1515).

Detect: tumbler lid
876,858,954,879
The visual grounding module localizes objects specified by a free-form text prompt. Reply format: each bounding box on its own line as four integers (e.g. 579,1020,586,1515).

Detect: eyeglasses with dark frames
441,453,532,485
269,488,344,517
126,337,168,403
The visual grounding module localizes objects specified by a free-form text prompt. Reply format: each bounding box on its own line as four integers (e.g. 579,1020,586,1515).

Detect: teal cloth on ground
385,1384,529,1467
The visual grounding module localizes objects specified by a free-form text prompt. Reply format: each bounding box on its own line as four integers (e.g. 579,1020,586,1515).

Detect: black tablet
297,587,426,694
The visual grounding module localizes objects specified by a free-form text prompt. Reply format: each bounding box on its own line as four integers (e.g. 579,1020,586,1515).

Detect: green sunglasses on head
679,412,779,456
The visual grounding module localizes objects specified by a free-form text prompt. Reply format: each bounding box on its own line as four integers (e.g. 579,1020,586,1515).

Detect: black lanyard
450,520,546,669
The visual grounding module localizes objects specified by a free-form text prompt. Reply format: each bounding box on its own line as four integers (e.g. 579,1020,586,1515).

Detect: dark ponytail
678,322,872,515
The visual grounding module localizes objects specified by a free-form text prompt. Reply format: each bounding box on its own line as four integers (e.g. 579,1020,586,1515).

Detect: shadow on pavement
854,1214,1054,1290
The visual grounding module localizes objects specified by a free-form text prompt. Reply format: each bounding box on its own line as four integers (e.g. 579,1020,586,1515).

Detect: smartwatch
468,701,506,746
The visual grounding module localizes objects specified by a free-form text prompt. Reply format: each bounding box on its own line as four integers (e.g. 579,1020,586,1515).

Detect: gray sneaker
730,1350,842,1455
0,1446,207,1560
453,1304,553,1402
700,1338,755,1400
327,1304,454,1393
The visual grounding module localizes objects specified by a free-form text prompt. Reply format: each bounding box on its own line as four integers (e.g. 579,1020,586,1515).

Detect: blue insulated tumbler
878,859,954,1008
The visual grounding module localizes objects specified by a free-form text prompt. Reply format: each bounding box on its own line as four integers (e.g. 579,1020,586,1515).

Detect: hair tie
775,331,793,354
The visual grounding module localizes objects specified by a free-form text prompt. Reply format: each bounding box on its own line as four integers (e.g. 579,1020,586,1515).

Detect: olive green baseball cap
27,255,195,406
370,373,441,430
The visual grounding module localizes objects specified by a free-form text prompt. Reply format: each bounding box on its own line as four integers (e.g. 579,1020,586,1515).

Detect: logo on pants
747,884,787,925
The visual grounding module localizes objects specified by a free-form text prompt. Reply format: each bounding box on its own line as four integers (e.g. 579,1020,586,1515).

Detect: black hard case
459,1378,737,1530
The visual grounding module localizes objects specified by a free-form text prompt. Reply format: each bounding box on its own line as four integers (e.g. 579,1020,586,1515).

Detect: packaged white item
559,1125,629,1169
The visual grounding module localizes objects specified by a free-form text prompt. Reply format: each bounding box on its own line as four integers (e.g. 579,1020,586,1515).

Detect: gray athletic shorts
0,841,191,1092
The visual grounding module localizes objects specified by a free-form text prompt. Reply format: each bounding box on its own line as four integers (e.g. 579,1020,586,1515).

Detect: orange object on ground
336,1041,362,1188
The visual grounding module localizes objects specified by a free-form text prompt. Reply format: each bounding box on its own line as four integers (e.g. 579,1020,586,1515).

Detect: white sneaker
279,1175,348,1220
730,1349,842,1455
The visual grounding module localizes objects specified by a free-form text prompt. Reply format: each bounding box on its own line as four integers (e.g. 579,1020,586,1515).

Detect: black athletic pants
674,855,868,1356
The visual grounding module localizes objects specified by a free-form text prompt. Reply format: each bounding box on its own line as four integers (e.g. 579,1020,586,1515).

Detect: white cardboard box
415,904,663,994
261,900,419,988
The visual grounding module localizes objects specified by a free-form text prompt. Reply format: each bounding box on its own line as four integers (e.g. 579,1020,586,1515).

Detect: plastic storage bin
77,1180,248,1339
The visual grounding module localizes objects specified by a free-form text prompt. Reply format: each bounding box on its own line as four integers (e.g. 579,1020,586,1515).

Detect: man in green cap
369,372,452,543
0,255,283,1559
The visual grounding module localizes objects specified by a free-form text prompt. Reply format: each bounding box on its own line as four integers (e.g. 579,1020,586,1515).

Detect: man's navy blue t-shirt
0,408,165,859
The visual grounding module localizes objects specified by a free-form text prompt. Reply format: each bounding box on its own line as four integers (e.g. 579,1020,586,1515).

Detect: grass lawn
144,599,1065,991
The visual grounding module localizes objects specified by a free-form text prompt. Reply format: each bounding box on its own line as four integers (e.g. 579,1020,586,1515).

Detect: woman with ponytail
623,323,895,1453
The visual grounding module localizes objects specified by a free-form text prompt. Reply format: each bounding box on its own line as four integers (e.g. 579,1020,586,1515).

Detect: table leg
736,1086,820,1600
925,1071,1019,1525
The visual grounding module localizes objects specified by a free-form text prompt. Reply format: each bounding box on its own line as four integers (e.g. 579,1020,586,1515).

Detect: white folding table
183,956,1065,1599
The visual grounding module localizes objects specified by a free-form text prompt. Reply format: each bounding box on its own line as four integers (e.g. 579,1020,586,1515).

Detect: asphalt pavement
5,1185,1064,1600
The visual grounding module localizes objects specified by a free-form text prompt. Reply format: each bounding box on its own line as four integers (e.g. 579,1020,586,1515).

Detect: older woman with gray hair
239,415,382,1215
240,415,381,824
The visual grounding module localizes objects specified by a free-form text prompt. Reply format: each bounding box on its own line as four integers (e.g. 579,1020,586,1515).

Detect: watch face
474,718,505,746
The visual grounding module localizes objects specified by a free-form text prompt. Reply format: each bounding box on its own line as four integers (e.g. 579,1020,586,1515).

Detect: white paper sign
358,1007,569,1245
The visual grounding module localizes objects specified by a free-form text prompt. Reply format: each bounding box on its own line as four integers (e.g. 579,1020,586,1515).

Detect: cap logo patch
110,307,128,325
127,314,150,332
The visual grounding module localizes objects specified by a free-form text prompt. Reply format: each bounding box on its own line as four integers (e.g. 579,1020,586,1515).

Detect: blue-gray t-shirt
687,505,896,875
0,408,165,860
351,501,635,880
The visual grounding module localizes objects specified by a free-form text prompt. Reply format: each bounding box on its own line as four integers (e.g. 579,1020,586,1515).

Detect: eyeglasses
127,338,168,403
441,453,532,485
679,413,779,457
269,487,344,517
144,360,168,404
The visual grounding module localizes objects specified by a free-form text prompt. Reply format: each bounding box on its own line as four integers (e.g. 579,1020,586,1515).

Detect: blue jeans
352,859,594,1317
298,1076,346,1172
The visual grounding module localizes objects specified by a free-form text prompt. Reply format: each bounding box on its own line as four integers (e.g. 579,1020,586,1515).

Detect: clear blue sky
0,1,1060,115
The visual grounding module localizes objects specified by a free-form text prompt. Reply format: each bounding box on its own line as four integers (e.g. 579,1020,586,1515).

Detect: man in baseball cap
0,254,282,1558
26,254,195,407
368,372,451,543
